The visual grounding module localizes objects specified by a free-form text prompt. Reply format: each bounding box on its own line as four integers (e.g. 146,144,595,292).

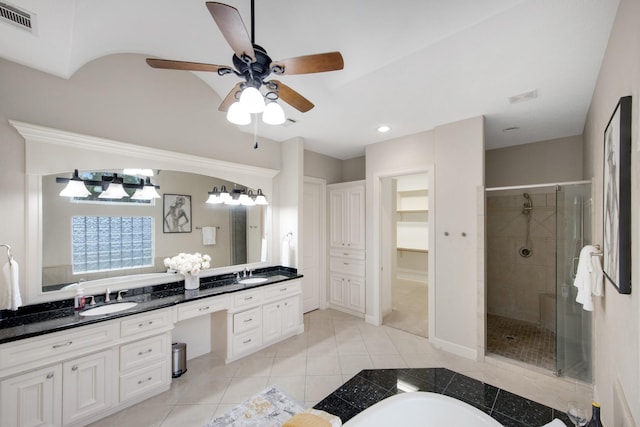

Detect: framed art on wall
163,194,192,233
602,95,632,294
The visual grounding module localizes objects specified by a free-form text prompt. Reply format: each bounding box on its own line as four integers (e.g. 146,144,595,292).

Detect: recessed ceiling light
377,125,391,133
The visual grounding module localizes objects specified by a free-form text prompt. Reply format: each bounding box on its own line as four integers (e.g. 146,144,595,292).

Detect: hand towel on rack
0,258,22,311
202,226,216,245
573,244,603,311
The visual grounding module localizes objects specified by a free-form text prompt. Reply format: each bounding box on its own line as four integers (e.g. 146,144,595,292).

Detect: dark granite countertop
0,266,301,345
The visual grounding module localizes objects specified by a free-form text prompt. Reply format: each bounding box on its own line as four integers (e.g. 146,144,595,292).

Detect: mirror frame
12,120,278,304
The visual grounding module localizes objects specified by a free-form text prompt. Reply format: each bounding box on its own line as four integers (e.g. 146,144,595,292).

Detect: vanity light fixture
98,174,129,199
131,178,161,200
123,168,154,177
205,186,268,206
254,189,268,205
58,171,160,200
59,169,92,198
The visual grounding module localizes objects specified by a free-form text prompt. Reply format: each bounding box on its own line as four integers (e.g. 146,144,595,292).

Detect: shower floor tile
487,314,555,371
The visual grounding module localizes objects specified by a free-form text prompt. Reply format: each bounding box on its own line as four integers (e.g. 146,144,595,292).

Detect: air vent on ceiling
0,2,33,32
508,89,538,105
282,118,297,127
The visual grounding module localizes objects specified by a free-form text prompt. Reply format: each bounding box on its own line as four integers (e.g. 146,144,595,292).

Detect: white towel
573,245,603,311
0,259,22,311
541,419,568,427
202,226,216,245
281,233,293,267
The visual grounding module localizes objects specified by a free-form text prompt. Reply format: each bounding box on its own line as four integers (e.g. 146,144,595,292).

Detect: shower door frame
485,180,593,381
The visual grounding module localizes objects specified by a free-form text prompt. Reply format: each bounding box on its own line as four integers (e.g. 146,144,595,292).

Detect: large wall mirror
41,170,266,291
13,121,278,303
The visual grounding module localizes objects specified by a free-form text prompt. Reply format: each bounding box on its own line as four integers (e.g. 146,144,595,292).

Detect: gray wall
486,135,583,188
303,150,365,184
581,0,639,424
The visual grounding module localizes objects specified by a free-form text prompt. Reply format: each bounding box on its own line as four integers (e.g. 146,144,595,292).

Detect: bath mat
204,386,305,427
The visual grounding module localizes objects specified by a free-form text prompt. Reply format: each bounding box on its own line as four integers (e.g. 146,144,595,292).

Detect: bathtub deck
313,368,572,426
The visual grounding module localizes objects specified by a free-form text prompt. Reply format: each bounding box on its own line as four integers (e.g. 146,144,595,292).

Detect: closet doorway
381,173,429,337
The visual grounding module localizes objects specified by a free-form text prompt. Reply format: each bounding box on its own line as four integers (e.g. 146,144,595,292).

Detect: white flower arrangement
164,252,211,276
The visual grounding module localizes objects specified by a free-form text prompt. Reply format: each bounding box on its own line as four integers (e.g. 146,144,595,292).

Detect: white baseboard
429,336,478,360
396,268,428,283
365,313,381,326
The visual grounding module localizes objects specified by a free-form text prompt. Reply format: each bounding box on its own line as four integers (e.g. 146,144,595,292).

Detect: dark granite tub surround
314,368,573,427
0,266,301,344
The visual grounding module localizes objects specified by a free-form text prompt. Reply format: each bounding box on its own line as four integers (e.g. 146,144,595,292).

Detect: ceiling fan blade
207,2,256,62
271,52,344,75
146,58,231,73
219,83,243,112
269,80,314,112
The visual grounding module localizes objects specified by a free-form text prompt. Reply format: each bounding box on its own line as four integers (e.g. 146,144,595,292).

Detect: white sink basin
80,302,138,316
238,277,269,285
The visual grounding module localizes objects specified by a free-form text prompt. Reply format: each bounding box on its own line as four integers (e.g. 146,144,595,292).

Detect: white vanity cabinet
0,364,62,427
224,280,303,362
0,322,118,427
0,313,172,427
62,349,114,425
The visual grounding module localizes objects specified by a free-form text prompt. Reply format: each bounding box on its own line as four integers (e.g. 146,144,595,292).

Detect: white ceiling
0,0,619,159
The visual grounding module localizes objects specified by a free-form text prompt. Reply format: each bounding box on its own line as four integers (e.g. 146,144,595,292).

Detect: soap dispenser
74,288,86,310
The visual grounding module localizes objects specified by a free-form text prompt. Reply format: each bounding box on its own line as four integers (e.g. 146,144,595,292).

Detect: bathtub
343,392,502,426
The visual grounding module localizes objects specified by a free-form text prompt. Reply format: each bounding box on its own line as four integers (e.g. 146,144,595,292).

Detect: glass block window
72,216,153,274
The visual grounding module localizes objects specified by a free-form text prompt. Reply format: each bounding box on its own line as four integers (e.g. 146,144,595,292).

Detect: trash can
172,342,187,378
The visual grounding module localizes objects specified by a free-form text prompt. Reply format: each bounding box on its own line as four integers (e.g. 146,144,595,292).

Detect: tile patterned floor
487,314,556,371
88,309,590,427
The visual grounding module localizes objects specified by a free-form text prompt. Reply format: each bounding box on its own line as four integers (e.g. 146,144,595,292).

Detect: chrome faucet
105,288,111,302
243,267,248,277
117,289,128,301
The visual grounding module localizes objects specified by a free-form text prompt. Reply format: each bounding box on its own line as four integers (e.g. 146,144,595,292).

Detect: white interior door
302,178,325,313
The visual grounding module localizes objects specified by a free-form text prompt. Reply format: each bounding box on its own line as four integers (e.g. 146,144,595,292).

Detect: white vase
184,274,199,290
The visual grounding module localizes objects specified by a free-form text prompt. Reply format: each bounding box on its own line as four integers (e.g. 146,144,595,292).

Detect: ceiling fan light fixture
239,86,265,113
227,101,251,125
262,101,286,125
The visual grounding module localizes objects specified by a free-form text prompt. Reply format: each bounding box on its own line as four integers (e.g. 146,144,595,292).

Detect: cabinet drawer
177,296,229,321
233,308,261,334
0,323,117,371
330,257,365,276
263,281,301,301
330,249,365,260
232,328,262,356
120,334,169,372
120,310,172,338
119,362,169,403
232,288,263,309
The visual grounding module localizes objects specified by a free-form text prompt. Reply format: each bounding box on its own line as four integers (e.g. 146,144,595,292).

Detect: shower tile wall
487,192,556,327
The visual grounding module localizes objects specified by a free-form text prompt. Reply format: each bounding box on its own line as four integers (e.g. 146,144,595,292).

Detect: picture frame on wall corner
602,95,632,294
163,194,192,233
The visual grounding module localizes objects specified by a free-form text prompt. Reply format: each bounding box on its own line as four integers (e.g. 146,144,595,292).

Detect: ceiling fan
146,1,344,125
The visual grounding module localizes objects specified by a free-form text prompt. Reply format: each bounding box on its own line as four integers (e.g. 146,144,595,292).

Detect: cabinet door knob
46,372,54,379
71,365,78,372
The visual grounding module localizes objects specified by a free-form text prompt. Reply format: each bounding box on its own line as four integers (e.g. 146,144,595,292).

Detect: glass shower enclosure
555,182,593,382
